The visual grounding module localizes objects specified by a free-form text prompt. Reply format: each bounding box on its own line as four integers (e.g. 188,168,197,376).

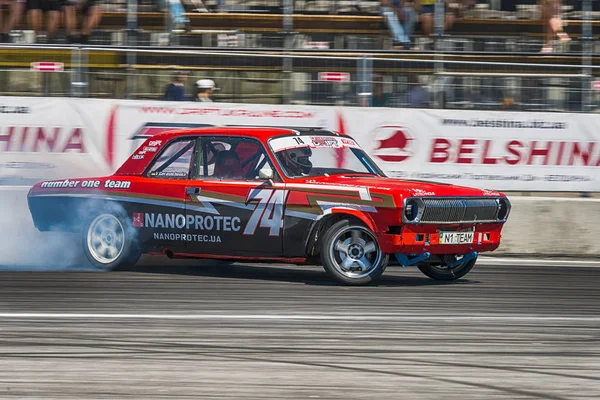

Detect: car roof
148,126,345,142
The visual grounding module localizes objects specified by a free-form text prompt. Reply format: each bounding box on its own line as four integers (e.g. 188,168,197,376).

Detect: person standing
407,75,430,108
162,72,188,101
371,75,392,107
194,79,219,102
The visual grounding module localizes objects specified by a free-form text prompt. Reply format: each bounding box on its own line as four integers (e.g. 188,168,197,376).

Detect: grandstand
0,0,598,111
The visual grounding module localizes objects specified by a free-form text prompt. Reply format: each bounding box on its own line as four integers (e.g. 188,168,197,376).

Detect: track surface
0,261,598,399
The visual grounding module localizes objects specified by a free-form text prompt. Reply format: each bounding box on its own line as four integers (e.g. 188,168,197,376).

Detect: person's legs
0,4,5,36
64,3,77,41
381,5,410,45
26,0,42,36
444,10,455,32
81,3,101,36
420,13,433,36
403,6,416,39
8,1,25,34
46,10,59,39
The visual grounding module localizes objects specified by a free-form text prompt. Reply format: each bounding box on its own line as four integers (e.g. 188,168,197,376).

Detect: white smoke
0,188,92,271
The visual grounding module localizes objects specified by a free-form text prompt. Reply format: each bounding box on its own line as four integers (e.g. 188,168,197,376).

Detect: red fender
326,208,378,233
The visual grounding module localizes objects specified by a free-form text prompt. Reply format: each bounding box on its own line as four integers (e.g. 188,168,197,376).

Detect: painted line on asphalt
0,313,597,322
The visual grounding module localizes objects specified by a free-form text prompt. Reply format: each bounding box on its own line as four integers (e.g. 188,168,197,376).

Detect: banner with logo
0,97,598,191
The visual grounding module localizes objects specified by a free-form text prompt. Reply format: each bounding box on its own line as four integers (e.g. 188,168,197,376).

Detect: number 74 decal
244,189,289,236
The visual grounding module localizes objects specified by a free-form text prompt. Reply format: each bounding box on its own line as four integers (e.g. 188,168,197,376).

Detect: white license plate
439,231,474,245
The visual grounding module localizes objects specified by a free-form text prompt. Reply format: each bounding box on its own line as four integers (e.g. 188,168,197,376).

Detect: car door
184,136,285,257
134,137,198,253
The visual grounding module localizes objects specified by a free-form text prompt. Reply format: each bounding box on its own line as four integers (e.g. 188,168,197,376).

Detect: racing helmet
279,146,313,175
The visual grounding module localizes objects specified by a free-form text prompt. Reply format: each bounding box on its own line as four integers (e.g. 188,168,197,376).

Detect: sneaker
67,35,81,44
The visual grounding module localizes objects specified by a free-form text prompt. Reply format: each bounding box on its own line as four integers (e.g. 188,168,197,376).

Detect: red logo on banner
132,213,144,227
373,126,414,162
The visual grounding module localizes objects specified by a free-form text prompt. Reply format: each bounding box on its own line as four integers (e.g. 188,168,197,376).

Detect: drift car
28,127,510,285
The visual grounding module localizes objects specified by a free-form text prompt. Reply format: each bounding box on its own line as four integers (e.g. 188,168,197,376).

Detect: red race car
28,127,510,285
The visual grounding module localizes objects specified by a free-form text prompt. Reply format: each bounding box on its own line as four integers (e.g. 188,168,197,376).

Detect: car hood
298,175,503,199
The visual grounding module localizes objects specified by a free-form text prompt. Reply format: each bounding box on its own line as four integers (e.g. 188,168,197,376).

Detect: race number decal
244,189,289,236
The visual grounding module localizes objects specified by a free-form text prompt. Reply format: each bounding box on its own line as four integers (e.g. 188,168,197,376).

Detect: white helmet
279,146,312,175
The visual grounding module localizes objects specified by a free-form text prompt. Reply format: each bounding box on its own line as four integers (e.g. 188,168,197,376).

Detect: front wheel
320,220,389,285
418,256,477,281
82,213,141,270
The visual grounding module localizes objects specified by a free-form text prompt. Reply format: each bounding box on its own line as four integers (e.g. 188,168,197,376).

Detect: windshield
269,135,384,178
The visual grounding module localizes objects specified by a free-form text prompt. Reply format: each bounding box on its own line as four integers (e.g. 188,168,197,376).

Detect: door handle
186,187,201,195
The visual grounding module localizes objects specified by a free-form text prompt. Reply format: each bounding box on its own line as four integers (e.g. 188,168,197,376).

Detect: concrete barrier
496,197,600,258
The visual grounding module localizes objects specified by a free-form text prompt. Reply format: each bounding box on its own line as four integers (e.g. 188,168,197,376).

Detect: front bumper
379,223,503,255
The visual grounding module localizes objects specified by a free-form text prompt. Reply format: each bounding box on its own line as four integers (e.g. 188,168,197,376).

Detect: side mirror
258,167,274,180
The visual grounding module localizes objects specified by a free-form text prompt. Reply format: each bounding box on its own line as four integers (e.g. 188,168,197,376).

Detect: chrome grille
420,198,499,223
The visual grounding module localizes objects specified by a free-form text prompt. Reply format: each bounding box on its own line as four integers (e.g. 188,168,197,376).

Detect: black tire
320,219,389,285
82,212,141,271
418,257,477,281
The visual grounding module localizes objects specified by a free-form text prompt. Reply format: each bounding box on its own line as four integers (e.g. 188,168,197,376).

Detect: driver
277,146,312,176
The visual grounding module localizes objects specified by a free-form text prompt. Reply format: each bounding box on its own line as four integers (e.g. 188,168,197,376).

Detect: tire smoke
0,188,88,270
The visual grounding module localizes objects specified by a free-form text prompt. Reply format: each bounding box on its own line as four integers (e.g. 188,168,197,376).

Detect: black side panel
28,196,89,232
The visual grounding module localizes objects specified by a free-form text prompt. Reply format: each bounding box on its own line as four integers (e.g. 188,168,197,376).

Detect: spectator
415,0,455,37
64,0,102,44
0,0,24,43
371,75,392,107
380,0,417,50
162,72,188,101
194,79,218,102
539,0,570,53
407,74,430,108
26,0,60,42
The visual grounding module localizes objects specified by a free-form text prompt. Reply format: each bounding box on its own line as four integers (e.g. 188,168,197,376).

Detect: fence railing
0,45,598,112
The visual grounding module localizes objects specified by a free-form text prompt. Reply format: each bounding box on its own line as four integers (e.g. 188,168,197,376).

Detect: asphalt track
0,259,598,400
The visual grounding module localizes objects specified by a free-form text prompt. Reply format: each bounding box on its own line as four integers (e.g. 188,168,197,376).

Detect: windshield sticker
270,135,360,152
150,171,188,178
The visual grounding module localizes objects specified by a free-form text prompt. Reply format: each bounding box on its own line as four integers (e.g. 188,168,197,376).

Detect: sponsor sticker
153,233,222,243
104,180,131,189
39,179,130,189
134,212,241,232
150,171,188,178
40,179,82,189
270,135,358,152
311,136,338,147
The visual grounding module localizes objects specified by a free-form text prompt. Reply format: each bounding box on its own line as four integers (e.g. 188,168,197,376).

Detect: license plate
439,231,474,245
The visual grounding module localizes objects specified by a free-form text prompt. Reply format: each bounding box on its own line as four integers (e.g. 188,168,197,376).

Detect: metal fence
0,46,598,112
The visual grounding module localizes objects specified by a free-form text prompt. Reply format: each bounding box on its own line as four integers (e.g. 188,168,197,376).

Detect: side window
147,139,195,179
194,137,276,181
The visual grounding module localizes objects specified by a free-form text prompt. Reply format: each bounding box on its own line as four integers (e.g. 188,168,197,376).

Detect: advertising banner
1,96,598,191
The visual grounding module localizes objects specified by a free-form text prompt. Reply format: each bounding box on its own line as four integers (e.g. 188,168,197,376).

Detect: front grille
420,198,499,223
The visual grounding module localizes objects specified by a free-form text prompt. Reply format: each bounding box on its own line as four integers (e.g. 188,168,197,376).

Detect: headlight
497,198,510,221
404,199,419,222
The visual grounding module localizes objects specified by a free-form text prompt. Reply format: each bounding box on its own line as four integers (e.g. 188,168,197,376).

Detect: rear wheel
82,213,141,270
320,220,389,285
418,255,477,281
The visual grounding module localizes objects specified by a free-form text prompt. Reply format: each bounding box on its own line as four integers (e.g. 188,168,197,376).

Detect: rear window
147,139,195,179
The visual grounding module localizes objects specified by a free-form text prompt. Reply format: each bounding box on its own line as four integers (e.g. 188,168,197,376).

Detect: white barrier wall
1,97,599,191
497,197,600,257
